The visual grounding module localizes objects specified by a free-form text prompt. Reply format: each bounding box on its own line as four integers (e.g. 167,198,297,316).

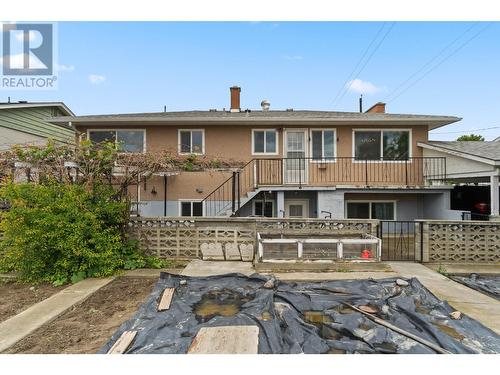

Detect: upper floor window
252,129,277,155
354,130,410,160
88,130,145,153
311,129,335,160
179,129,204,155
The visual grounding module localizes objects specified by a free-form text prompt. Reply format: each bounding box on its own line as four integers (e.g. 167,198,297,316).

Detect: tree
456,134,484,141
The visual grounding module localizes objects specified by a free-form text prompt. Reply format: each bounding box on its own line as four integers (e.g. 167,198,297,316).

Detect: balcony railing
202,157,446,216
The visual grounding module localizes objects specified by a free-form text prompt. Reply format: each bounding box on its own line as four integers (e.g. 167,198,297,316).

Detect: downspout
163,174,168,216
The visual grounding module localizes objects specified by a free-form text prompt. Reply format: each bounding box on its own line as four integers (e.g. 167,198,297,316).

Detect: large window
346,201,395,220
253,200,274,217
179,130,204,154
252,129,277,154
88,130,145,153
354,130,410,160
179,201,203,216
312,130,335,160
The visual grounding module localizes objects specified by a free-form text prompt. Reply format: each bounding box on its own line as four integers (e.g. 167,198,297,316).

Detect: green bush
0,181,158,285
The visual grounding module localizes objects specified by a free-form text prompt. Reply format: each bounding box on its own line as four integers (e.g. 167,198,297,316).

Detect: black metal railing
379,220,418,261
202,157,447,216
253,157,446,187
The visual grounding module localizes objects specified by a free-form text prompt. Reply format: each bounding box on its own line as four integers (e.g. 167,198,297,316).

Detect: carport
419,140,500,218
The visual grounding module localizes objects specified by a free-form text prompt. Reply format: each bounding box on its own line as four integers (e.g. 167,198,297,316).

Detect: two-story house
50,86,464,221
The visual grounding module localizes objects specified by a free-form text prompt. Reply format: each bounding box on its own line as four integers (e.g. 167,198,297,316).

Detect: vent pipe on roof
261,100,270,112
359,95,363,113
230,86,241,113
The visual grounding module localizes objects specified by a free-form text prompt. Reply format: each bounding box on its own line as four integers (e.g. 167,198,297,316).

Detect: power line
387,23,492,104
333,22,395,106
430,126,500,134
332,23,387,105
384,22,479,103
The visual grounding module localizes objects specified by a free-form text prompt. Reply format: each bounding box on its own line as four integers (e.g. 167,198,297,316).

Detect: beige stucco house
50,87,466,221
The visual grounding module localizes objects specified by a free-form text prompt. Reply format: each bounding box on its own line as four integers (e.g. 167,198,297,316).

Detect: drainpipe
163,175,168,216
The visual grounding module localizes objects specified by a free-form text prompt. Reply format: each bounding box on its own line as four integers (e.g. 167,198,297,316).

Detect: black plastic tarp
100,272,500,354
450,274,500,301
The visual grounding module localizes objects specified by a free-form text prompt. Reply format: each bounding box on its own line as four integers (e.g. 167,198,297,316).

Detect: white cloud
283,55,304,60
346,78,384,95
56,63,75,72
89,74,106,85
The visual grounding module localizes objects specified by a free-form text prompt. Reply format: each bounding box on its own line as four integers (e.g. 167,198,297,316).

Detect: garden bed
0,279,65,323
5,277,156,354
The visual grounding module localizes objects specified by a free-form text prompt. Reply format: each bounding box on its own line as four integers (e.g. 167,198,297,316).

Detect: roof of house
418,141,500,164
0,101,75,116
49,110,461,129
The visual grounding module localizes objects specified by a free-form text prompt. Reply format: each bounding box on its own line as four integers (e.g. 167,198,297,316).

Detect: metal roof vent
261,100,270,112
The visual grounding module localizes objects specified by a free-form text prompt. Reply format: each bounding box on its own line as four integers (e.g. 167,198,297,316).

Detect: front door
284,130,308,184
284,199,310,218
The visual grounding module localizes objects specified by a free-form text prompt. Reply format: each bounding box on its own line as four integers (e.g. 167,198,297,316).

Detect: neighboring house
0,101,75,151
419,141,500,218
50,86,465,220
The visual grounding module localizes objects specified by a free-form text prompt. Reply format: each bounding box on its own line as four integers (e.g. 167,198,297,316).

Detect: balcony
251,157,446,188
203,157,447,216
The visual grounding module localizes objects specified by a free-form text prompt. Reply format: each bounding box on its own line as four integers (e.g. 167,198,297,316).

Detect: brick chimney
365,102,386,113
230,86,241,112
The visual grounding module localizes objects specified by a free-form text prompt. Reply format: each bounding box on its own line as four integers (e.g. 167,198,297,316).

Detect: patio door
284,130,308,184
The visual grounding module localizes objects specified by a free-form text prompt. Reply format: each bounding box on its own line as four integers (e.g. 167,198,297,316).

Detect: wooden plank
158,287,175,311
107,330,137,354
188,326,259,354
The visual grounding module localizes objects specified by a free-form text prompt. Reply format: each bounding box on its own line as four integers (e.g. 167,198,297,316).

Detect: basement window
346,201,395,220
179,201,204,217
253,200,274,217
88,130,145,153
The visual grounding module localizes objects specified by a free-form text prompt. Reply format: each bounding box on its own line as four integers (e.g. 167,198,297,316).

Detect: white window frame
310,128,337,163
345,200,397,220
352,129,412,163
178,199,205,217
252,129,279,156
178,129,205,155
252,199,275,217
87,129,146,153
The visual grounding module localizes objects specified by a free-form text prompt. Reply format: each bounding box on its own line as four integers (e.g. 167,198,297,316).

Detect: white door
284,130,308,184
284,199,310,218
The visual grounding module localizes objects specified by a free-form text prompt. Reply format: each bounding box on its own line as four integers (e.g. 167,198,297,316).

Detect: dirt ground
0,279,65,322
6,277,157,354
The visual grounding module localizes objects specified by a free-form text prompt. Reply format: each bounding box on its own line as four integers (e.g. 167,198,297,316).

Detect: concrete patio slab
0,277,114,352
181,260,254,277
389,262,500,335
425,263,500,275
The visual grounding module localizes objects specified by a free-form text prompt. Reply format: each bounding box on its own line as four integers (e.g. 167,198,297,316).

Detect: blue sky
4,22,500,140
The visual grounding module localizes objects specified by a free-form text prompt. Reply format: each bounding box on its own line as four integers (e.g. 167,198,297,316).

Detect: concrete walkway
425,263,500,275
0,277,114,352
389,262,500,335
